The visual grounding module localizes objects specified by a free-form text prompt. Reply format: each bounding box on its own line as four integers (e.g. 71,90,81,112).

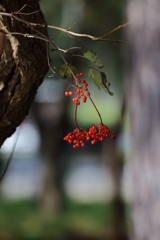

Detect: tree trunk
0,1,48,147
127,0,160,239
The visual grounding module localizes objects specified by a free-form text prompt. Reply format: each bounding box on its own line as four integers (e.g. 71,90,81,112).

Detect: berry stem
88,96,103,124
74,104,79,128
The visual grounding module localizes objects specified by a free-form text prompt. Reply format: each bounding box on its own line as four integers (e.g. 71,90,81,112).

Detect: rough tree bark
127,0,160,239
0,1,48,147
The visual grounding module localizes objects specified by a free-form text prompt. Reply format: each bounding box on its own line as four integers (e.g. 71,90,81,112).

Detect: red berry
76,89,80,94
83,97,87,103
65,91,69,96
91,140,97,145
81,142,85,147
76,101,80,105
76,142,80,148
79,72,84,77
69,91,73,96
80,134,85,140
99,137,104,141
111,134,116,139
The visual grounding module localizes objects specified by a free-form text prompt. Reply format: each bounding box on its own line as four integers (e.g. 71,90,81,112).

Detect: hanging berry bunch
63,72,116,148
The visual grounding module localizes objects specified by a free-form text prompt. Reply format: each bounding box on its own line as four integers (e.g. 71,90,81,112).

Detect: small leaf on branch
84,51,103,68
88,69,113,96
100,72,113,96
88,69,101,89
58,64,77,79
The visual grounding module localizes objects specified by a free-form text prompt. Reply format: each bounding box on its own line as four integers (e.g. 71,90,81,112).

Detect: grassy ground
0,198,117,240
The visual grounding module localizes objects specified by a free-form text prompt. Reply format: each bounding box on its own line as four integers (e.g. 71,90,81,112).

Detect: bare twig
0,10,129,79
0,12,130,42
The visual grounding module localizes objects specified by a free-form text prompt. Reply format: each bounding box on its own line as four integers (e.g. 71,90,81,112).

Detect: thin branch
89,96,103,124
0,12,130,42
15,10,40,16
93,22,130,40
14,4,33,14
0,127,21,183
46,42,55,76
15,4,39,15
66,21,76,31
0,29,49,42
0,10,129,84
45,22,130,41
74,104,79,128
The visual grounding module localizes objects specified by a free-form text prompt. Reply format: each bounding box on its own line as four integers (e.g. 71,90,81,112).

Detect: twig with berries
64,72,116,148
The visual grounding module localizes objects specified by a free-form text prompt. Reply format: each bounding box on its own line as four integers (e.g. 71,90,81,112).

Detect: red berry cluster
63,124,116,148
65,72,91,105
88,124,116,144
63,128,87,148
64,72,116,148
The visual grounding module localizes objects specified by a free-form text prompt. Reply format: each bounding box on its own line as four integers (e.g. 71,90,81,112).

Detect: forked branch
0,11,130,43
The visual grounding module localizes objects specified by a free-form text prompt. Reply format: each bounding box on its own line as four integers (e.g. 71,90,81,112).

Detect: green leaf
88,69,114,96
58,64,77,79
88,69,101,89
100,72,113,96
84,51,103,68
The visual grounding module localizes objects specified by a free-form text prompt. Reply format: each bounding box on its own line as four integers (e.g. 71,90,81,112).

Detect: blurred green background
0,1,131,240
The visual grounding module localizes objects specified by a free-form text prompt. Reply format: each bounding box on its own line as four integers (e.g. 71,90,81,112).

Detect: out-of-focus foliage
80,0,127,89
40,0,63,24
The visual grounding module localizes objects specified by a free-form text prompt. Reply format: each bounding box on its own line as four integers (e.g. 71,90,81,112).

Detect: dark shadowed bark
127,0,160,239
0,1,48,147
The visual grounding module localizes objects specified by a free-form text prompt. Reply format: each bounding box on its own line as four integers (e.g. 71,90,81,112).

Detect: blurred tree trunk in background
39,114,67,215
33,99,69,215
127,0,160,239
103,132,128,240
